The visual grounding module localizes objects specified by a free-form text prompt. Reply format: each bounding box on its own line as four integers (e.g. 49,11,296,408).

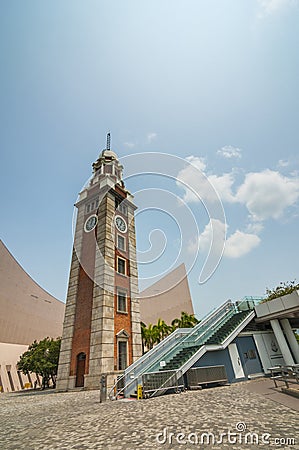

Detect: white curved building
0,240,65,392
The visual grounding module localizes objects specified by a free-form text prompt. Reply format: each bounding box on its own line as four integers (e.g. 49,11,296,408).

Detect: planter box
255,290,299,319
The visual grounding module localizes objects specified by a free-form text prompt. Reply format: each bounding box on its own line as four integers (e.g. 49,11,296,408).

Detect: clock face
115,215,127,233
84,215,98,232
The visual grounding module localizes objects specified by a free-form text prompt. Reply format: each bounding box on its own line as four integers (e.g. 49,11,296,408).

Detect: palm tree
153,318,172,343
140,312,199,354
140,322,160,353
171,311,199,330
140,322,147,355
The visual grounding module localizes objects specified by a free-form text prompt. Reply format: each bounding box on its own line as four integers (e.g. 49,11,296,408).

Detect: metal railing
142,369,184,397
109,298,261,399
108,328,190,399
109,299,236,399
146,299,258,398
186,365,228,387
145,301,236,373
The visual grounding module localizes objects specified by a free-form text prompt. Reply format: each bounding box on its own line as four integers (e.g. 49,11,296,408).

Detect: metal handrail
150,301,235,367
109,298,247,400
144,308,235,376
109,299,234,399
142,369,183,397
147,301,256,398
143,300,235,374
108,328,189,399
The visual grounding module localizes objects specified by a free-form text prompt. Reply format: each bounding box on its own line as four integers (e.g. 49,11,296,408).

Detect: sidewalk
244,377,299,412
0,380,298,449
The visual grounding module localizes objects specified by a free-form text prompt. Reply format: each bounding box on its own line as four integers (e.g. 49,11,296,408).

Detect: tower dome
101,149,118,160
91,133,124,186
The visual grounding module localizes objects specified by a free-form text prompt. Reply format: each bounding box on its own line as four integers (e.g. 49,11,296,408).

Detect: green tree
17,337,61,389
265,280,299,302
140,312,200,354
140,322,147,355
153,318,172,343
141,323,159,353
171,311,199,330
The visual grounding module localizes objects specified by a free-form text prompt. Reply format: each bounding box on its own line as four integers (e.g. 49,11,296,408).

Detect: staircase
205,311,250,345
160,345,200,371
109,297,261,400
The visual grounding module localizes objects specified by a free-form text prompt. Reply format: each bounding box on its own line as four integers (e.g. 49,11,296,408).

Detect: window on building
85,197,99,214
119,204,127,215
117,235,126,251
117,290,127,313
6,367,14,391
17,370,24,389
27,373,32,385
115,199,128,216
118,341,127,371
117,257,126,275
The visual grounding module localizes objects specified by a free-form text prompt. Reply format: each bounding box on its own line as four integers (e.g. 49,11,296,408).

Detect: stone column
270,319,294,366
280,318,299,364
127,209,142,362
56,206,85,391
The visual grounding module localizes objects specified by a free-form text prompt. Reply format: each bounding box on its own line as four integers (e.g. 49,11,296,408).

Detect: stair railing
108,298,244,399
141,300,236,374
108,327,190,399
146,301,255,397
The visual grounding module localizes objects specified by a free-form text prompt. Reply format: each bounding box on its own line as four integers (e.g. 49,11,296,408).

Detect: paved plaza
1,379,298,449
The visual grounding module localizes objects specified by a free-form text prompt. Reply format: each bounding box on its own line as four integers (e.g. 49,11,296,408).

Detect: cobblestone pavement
1,380,298,450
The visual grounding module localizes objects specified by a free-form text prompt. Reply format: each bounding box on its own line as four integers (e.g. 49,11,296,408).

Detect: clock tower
56,135,142,390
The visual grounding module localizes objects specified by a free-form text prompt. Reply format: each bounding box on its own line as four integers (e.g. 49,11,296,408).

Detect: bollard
100,374,107,403
137,384,143,400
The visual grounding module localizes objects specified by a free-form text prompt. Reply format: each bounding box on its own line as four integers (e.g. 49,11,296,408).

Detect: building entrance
75,353,86,387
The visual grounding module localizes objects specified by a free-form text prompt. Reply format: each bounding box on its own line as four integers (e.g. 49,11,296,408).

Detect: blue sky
1,1,299,318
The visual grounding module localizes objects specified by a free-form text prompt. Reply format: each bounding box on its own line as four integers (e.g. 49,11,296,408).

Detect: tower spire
106,132,111,150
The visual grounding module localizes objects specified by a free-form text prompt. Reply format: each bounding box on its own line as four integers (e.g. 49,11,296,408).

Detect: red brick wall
69,220,96,376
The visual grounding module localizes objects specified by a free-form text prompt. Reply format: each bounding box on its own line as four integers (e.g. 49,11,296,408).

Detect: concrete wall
0,240,65,345
139,264,194,325
0,343,39,393
0,240,65,392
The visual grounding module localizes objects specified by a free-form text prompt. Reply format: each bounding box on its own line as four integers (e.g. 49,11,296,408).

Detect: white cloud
178,156,299,228
185,155,206,172
207,173,236,203
198,219,227,252
236,169,299,221
188,219,260,259
278,159,290,168
124,141,135,148
217,145,242,159
225,230,261,258
187,219,226,262
257,0,298,17
246,222,264,234
177,156,235,204
147,132,157,143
